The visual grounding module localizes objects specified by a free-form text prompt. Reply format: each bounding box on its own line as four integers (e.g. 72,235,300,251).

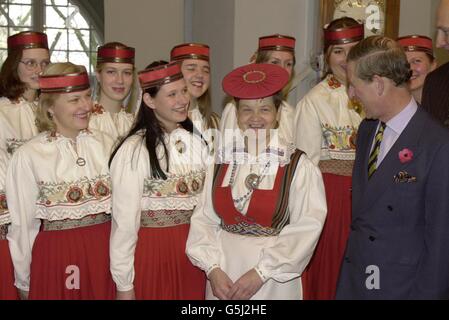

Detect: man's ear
142,93,155,110
373,75,385,96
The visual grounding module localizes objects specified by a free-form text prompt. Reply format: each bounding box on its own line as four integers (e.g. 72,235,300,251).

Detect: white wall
399,0,433,37
105,0,184,71
104,0,446,114
190,0,320,112
190,0,235,112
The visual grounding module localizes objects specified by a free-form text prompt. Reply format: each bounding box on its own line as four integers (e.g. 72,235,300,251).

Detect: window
0,0,104,74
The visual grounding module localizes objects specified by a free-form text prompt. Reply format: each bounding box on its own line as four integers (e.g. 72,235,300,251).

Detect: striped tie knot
368,122,386,179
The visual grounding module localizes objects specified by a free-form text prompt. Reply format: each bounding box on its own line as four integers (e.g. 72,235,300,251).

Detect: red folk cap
397,35,434,57
138,62,184,90
97,44,135,65
7,31,48,53
39,72,90,94
170,43,210,62
222,63,289,99
324,24,364,46
258,34,296,53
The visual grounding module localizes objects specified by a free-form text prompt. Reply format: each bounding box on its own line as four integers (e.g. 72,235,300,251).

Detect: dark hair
255,50,296,100
323,17,361,79
0,48,27,100
235,91,284,111
109,60,195,180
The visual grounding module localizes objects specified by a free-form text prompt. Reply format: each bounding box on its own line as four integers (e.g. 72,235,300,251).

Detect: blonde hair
35,62,87,132
95,42,138,113
255,50,296,100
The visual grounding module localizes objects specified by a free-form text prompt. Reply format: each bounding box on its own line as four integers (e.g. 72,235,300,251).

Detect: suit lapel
357,109,425,214
352,120,377,214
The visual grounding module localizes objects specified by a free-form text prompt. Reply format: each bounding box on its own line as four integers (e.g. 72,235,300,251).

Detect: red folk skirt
134,223,206,300
28,218,115,300
301,172,352,300
0,234,19,300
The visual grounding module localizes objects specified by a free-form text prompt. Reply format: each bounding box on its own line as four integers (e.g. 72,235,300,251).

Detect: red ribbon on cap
171,43,210,61
138,62,183,89
324,24,364,45
98,47,135,60
8,31,48,52
259,34,296,52
397,35,434,56
39,72,90,93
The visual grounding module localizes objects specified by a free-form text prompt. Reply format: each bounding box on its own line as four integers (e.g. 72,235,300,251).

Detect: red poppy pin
399,148,413,164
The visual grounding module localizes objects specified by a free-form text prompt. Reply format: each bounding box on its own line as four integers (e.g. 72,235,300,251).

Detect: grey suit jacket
336,107,449,299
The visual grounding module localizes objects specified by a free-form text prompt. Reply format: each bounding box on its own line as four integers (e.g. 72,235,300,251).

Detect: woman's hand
18,289,29,300
228,268,263,300
116,288,136,300
208,268,234,300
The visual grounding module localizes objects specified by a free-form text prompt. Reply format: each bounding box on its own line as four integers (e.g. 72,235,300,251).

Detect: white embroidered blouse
219,100,295,145
88,102,135,143
186,138,327,299
109,128,207,291
5,129,114,291
0,97,39,156
0,148,8,226
293,75,363,165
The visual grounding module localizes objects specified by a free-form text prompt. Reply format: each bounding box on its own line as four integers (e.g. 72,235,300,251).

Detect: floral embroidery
321,124,358,160
45,129,93,143
92,104,105,115
6,138,28,155
37,174,111,207
143,170,205,198
191,179,200,192
0,192,7,211
93,181,110,197
327,75,342,89
322,124,358,151
176,180,189,195
399,148,414,164
66,186,84,203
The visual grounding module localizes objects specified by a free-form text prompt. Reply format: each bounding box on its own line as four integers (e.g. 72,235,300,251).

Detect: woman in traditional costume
294,17,364,300
397,35,437,105
109,61,207,300
6,63,115,300
89,42,137,142
220,34,297,145
0,31,50,300
186,63,327,300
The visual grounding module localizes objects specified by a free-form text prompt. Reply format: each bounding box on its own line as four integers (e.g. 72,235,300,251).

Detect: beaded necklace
228,161,271,212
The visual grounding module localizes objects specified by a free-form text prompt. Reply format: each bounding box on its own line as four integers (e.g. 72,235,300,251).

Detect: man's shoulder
427,62,449,82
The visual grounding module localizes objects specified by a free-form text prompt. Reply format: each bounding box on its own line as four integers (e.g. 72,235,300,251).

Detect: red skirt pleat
134,224,206,300
301,173,352,300
0,239,19,300
28,221,116,300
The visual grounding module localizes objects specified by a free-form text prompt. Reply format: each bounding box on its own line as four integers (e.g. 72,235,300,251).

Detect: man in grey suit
336,36,449,299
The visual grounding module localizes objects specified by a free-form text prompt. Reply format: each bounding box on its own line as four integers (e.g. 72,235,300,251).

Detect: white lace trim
328,149,356,161
141,195,200,211
35,195,111,221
